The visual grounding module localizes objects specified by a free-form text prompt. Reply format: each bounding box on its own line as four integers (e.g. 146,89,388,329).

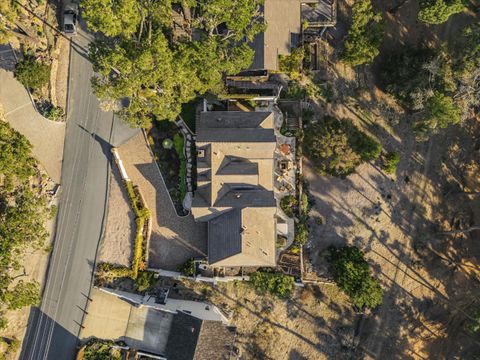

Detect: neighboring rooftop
250,0,337,71
192,111,277,267
165,312,236,360
251,0,302,70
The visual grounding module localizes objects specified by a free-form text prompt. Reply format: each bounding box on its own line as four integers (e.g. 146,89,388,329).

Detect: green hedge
125,180,150,279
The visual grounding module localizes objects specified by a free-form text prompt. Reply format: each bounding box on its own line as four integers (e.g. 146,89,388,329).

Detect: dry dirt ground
182,279,356,360
98,166,135,267
301,1,480,359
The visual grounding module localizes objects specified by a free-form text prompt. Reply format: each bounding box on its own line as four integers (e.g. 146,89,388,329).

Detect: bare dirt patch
182,280,356,360
99,166,135,267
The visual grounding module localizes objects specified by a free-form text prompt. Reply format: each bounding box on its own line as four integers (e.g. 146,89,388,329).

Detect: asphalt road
20,25,137,360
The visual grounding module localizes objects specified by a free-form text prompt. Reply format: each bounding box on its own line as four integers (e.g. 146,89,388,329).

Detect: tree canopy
305,116,381,177
14,58,51,91
342,0,384,66
0,121,49,328
325,246,383,310
379,39,476,136
418,0,463,24
83,0,264,127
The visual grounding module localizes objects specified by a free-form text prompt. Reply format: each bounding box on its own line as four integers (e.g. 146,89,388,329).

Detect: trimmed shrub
178,258,196,277
124,181,150,279
15,58,50,90
131,217,145,279
97,263,132,278
135,271,157,292
294,219,309,246
280,195,297,218
249,270,294,298
383,151,400,174
325,246,383,310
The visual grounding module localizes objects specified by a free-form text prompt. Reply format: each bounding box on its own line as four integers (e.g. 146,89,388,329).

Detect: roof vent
235,193,241,199
216,117,223,122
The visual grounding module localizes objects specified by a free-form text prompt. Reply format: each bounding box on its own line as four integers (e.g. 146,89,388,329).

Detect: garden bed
147,120,188,216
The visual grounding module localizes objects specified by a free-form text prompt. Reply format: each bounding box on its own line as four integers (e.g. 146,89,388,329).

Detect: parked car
62,2,79,35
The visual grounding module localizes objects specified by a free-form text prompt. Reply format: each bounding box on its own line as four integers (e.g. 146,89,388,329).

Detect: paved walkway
0,69,65,183
118,132,207,271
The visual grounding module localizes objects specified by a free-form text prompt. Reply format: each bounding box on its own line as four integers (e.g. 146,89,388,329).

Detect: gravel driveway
118,132,207,271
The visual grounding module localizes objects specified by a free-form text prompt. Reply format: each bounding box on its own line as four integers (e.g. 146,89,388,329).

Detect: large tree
325,246,383,310
418,0,463,25
342,0,384,67
0,121,50,328
305,116,381,177
84,0,264,127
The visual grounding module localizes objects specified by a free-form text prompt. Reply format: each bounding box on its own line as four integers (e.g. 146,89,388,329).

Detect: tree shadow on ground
209,283,357,360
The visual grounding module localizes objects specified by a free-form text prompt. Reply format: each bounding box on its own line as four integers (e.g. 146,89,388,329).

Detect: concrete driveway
80,288,172,354
0,69,65,183
118,132,207,271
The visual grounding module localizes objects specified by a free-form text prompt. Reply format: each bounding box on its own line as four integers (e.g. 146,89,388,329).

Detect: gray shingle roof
214,189,276,208
208,209,242,264
196,128,275,143
198,111,272,129
165,312,236,360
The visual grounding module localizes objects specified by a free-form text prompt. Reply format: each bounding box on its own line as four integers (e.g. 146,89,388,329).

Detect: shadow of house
21,307,80,360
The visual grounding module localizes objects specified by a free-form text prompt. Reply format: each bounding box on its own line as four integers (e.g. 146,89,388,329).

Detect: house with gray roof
192,111,278,267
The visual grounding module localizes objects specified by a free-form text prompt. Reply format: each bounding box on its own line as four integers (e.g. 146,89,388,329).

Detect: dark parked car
62,2,78,35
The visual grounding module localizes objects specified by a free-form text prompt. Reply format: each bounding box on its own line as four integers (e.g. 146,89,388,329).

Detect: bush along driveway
97,149,152,285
